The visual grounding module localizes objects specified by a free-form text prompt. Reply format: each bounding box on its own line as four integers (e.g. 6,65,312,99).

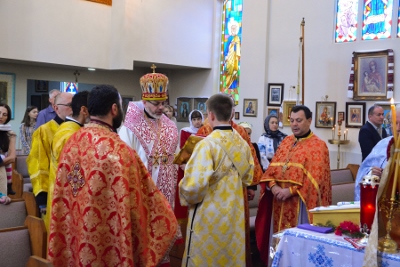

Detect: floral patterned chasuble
179,129,254,267
48,123,178,267
120,102,179,208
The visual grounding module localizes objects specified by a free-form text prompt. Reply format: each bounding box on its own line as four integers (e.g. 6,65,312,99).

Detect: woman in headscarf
174,109,204,247
257,114,287,171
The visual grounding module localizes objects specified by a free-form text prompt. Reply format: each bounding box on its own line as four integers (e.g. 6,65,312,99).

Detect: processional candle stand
328,120,349,169
378,103,399,253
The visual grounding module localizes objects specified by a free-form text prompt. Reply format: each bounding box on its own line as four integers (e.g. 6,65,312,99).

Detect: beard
112,104,124,129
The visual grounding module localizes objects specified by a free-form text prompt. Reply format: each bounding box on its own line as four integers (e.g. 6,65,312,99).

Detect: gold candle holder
378,197,399,253
328,121,350,169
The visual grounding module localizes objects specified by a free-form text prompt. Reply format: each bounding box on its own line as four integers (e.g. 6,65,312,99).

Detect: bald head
54,93,73,120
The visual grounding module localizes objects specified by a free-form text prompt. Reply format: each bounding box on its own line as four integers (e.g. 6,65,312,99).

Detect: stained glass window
61,82,78,94
220,0,243,105
362,0,393,40
335,0,359,42
398,0,400,37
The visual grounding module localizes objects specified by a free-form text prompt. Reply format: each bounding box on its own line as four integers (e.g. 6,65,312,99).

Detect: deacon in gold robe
45,91,89,229
48,85,178,267
179,94,254,267
197,99,262,267
27,92,73,212
255,105,331,265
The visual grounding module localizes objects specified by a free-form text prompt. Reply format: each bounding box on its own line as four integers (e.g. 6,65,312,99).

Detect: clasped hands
271,185,292,201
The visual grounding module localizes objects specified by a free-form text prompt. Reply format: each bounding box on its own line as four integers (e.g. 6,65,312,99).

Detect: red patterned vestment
48,123,178,267
255,133,331,263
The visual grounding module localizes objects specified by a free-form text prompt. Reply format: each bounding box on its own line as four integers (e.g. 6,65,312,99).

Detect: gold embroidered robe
48,123,178,267
45,121,81,229
27,120,60,196
179,129,254,267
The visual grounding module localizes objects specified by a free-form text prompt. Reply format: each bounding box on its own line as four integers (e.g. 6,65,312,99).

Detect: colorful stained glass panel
219,0,243,105
362,0,393,40
335,0,359,42
398,0,400,37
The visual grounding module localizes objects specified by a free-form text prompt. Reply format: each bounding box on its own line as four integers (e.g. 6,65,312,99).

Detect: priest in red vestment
255,105,331,265
48,85,178,267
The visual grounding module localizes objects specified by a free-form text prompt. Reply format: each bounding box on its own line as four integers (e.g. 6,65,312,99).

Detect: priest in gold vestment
45,91,89,229
27,92,73,213
179,94,254,267
255,105,331,265
48,85,178,267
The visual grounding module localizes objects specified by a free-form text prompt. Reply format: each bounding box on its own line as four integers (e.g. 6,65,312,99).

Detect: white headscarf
180,109,204,134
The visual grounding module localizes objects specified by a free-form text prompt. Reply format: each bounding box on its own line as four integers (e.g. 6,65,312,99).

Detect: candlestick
391,98,397,143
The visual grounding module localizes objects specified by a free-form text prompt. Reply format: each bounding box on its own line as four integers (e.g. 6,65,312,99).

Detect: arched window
335,0,397,43
219,0,243,105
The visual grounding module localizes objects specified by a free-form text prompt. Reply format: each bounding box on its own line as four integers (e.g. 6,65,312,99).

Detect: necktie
377,127,382,138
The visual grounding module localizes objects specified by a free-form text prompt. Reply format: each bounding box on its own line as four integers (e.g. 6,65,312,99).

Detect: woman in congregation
257,114,287,171
19,105,38,155
163,104,177,124
0,103,16,195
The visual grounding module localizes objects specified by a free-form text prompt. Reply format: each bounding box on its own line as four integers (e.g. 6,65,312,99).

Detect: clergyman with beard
47,85,178,266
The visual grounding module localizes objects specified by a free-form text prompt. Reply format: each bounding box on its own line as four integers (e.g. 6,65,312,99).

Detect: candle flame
391,98,394,105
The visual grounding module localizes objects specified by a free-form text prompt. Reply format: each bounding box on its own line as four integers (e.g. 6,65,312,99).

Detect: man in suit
358,105,387,161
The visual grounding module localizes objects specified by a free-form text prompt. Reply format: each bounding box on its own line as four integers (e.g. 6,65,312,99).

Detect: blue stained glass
362,0,393,40
220,0,243,105
398,0,400,37
335,0,359,42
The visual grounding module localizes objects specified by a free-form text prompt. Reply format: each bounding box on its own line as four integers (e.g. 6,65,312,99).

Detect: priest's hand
247,189,255,200
274,188,292,201
370,166,383,177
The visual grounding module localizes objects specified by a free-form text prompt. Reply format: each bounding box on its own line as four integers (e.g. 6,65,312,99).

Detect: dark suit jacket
358,121,388,161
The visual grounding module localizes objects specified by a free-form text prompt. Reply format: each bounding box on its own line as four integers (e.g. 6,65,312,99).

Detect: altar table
271,227,400,267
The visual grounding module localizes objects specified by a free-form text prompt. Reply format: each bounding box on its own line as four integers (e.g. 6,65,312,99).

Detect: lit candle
332,127,334,140
391,98,397,143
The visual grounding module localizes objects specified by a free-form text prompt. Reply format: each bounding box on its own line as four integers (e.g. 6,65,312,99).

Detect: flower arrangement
334,221,364,238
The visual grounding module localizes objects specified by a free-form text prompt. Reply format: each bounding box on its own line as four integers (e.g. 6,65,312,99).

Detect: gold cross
282,164,288,174
153,153,159,166
150,64,157,73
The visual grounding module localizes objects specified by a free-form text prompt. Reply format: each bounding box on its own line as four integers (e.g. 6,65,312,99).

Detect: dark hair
71,91,89,117
291,105,312,119
21,106,38,126
0,103,12,152
191,110,202,120
368,105,382,116
0,103,12,124
206,94,233,121
88,85,120,117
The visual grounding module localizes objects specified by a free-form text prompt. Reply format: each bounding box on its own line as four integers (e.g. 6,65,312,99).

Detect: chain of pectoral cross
281,138,299,175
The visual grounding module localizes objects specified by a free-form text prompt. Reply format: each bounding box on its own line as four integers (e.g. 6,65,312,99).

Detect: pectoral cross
282,164,288,174
153,154,160,166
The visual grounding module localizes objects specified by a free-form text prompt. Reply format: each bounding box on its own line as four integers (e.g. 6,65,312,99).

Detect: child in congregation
19,105,38,155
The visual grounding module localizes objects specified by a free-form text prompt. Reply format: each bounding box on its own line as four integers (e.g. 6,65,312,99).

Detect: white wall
1,0,399,168
0,0,214,69
257,0,400,168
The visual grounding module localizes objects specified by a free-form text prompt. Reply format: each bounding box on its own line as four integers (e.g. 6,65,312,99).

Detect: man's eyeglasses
57,103,71,107
147,101,167,107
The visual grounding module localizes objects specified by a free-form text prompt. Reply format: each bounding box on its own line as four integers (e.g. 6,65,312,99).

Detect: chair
0,215,52,267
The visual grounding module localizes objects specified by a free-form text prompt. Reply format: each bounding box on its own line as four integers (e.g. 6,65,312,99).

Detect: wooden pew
0,216,52,267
